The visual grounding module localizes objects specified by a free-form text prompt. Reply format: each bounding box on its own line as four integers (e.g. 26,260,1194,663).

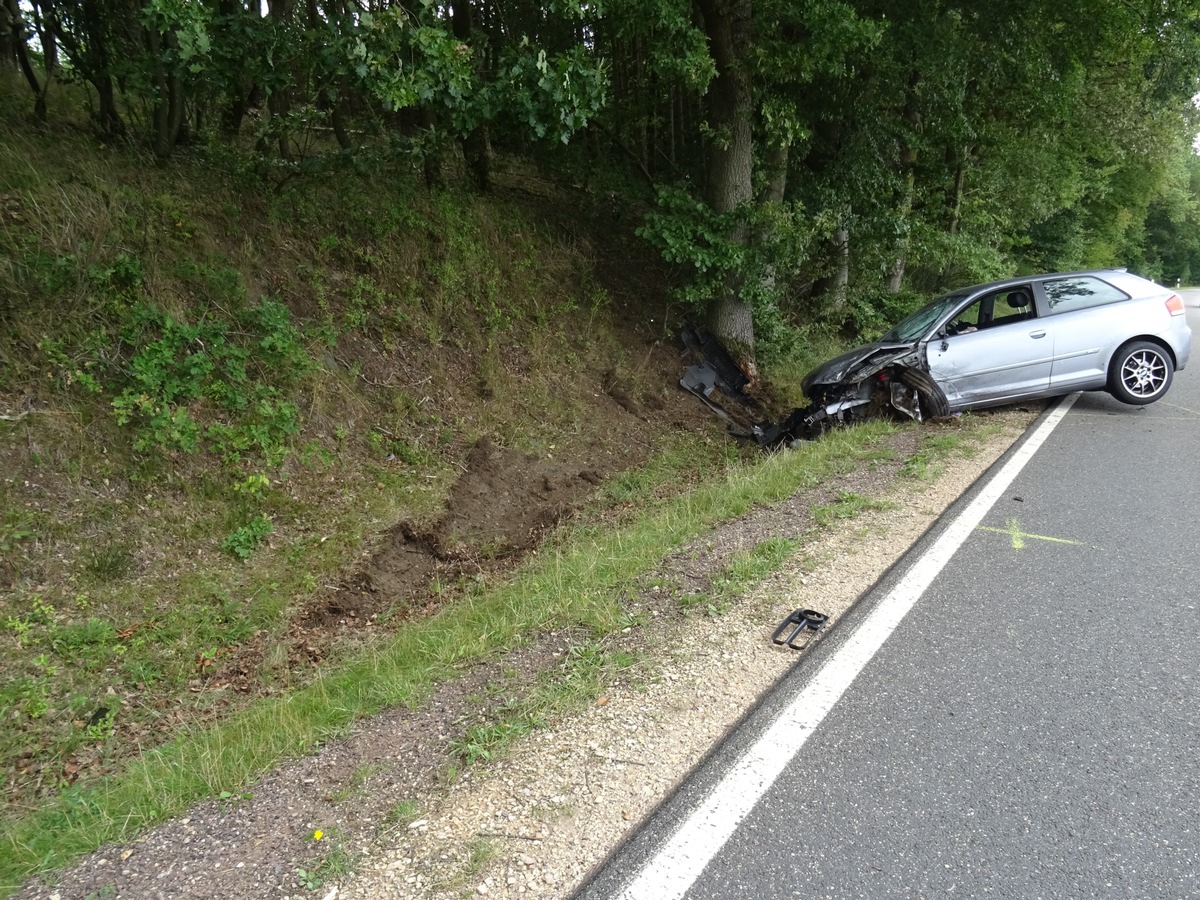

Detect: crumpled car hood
801,341,916,395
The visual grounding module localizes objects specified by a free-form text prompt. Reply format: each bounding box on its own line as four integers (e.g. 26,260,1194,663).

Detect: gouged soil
301,436,608,630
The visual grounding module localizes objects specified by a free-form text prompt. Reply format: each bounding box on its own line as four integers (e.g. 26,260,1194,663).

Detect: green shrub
110,300,311,464
221,515,275,560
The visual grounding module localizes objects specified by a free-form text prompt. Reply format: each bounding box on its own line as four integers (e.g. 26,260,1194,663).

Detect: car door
1036,275,1132,390
925,287,1054,407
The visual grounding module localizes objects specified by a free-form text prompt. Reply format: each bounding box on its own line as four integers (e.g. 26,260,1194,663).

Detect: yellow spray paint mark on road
978,518,1083,551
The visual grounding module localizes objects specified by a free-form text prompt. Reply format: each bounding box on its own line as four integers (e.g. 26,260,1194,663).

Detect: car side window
1042,276,1129,315
990,288,1035,325
946,299,983,335
945,287,1035,335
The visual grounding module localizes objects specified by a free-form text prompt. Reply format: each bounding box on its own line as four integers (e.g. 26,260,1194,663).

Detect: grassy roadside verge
0,419,910,892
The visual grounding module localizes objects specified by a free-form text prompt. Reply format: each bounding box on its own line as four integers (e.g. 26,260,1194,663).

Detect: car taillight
1166,294,1185,316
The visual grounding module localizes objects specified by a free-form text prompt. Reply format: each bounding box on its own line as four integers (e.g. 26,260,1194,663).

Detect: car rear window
1042,276,1129,315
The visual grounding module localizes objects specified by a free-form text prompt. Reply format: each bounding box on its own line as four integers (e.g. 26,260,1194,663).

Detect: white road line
614,393,1080,900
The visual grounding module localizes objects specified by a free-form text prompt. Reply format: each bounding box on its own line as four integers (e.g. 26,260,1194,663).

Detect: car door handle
1029,330,1047,339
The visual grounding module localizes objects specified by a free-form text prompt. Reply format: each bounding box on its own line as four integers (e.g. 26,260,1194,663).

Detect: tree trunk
148,26,169,156
148,26,185,160
832,221,849,307
216,0,249,135
886,169,914,294
268,91,290,159
452,0,491,191
696,0,757,379
33,0,57,71
812,205,850,313
267,0,293,160
79,0,124,136
331,103,351,150
888,73,922,294
947,145,971,235
28,0,53,119
4,0,43,102
96,74,124,136
755,139,789,303
1,0,15,68
761,139,787,206
462,126,493,191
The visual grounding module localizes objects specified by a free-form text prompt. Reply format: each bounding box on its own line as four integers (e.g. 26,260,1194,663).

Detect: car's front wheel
897,367,951,419
1108,340,1174,405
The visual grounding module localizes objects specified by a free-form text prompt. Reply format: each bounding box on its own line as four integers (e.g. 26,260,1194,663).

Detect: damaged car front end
758,341,950,446
757,292,967,445
681,323,953,448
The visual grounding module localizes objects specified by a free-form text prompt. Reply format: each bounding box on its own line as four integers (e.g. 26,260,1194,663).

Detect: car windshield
880,291,970,342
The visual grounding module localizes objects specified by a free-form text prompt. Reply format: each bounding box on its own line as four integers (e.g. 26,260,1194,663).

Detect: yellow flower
313,829,324,841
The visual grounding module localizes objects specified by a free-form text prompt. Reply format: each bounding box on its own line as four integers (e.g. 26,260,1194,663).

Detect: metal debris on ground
771,608,828,650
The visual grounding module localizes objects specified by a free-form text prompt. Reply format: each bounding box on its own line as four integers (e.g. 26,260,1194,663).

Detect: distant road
1181,287,1200,307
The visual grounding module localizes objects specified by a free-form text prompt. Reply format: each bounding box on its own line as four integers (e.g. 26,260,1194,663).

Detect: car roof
958,268,1150,295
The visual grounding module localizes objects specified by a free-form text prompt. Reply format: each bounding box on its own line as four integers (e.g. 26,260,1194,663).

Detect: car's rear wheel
897,367,951,419
1108,340,1173,405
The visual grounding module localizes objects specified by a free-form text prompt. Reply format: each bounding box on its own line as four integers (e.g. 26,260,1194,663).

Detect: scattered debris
771,608,828,650
678,324,763,440
679,326,950,448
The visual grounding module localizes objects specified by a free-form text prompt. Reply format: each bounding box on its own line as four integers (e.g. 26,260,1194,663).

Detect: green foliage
0,515,33,556
638,186,812,315
7,0,1197,359
840,287,927,342
449,641,638,764
5,595,59,649
812,490,896,527
221,515,275,560
637,186,744,311
107,300,311,465
351,7,476,122
901,430,971,481
449,719,535,765
296,867,322,891
492,43,609,145
82,545,135,582
140,0,214,77
384,799,422,827
295,840,360,895
681,536,800,617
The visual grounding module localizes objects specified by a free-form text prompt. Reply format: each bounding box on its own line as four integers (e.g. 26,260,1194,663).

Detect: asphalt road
578,304,1200,900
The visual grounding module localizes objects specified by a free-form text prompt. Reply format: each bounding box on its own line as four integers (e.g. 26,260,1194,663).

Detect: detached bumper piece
771,608,828,650
752,404,829,447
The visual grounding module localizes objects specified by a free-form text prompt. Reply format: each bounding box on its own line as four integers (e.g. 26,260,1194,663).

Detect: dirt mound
300,434,627,631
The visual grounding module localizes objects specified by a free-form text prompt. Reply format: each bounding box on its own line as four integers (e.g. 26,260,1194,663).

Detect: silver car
767,270,1192,443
